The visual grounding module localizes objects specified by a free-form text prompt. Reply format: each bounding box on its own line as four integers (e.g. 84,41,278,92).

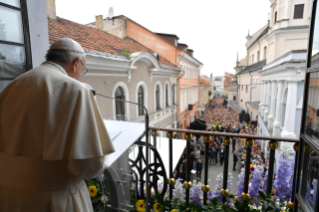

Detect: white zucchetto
50,38,85,54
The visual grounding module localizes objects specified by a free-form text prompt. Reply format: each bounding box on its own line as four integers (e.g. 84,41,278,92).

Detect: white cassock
0,62,115,212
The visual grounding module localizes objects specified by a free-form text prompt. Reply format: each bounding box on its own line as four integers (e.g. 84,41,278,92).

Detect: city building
257,0,310,158
212,76,224,97
198,76,211,116
86,14,203,135
46,5,181,130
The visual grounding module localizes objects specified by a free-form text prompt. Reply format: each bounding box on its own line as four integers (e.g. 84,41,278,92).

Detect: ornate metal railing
145,127,300,207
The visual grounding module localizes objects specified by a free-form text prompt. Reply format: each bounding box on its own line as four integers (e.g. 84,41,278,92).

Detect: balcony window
138,85,144,116
299,144,318,211
115,86,125,120
0,1,32,92
156,84,161,111
294,4,304,19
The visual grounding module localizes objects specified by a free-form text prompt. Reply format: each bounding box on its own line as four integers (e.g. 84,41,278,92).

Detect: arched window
138,86,144,116
115,87,125,120
264,46,267,60
233,96,236,101
165,84,169,107
257,51,260,62
156,84,161,111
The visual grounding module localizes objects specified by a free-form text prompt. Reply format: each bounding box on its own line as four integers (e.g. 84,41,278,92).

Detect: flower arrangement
131,190,293,212
85,174,111,212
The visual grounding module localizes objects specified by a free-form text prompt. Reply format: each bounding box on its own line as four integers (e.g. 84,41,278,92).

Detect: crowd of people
173,98,267,186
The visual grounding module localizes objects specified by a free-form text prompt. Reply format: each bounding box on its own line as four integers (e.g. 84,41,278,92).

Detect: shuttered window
294,4,304,19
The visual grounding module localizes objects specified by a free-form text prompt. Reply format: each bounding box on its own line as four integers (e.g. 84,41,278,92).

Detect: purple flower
248,165,263,205
236,168,245,201
273,150,294,203
190,180,203,206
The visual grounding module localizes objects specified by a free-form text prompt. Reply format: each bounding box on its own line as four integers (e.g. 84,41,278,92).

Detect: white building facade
257,0,310,160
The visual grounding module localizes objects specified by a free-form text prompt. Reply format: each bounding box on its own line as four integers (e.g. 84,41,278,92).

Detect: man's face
72,56,87,80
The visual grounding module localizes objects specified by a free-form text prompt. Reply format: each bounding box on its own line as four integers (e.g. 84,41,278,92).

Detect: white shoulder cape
0,63,115,160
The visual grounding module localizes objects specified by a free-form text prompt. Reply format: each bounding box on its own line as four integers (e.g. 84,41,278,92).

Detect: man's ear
72,58,81,73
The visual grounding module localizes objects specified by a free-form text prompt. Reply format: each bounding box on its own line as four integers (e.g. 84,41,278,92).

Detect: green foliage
122,48,130,58
256,191,293,212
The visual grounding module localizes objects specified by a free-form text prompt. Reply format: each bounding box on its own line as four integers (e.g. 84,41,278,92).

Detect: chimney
186,49,194,57
46,0,56,19
95,15,104,31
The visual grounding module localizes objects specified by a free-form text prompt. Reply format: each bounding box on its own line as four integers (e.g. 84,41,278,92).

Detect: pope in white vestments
0,38,115,212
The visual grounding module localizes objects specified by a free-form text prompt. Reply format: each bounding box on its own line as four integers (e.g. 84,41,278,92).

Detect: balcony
95,125,299,212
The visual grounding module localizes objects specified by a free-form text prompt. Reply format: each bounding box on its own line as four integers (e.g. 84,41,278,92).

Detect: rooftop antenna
109,7,114,25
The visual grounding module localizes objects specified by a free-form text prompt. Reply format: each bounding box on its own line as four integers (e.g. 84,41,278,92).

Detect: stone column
268,80,277,129
273,80,284,137
282,0,289,19
263,81,271,122
261,81,267,118
281,80,298,139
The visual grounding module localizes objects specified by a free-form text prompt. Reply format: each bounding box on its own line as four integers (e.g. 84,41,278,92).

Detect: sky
55,0,270,77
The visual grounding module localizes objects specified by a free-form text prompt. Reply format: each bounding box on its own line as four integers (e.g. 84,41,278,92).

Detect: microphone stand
95,92,151,212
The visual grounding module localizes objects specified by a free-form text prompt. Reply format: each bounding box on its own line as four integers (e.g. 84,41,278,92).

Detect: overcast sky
56,0,270,77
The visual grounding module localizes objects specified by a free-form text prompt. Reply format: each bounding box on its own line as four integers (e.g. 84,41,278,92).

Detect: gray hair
45,49,85,65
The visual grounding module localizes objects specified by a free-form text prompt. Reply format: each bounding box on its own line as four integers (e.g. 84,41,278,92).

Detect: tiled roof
237,60,266,75
199,78,210,85
247,25,269,49
48,17,178,69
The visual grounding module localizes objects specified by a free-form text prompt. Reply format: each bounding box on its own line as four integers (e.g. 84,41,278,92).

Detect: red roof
48,17,177,68
199,78,210,85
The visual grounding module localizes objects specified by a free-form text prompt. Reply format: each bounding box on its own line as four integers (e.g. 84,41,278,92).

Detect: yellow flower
88,185,98,197
136,200,145,212
232,198,235,201
271,196,274,199
171,210,179,212
271,190,274,193
153,203,162,212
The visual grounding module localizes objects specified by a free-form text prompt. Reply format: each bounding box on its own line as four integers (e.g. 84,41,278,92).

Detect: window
274,11,277,23
256,77,258,85
264,46,267,60
0,1,32,92
245,85,248,93
172,84,176,105
115,87,125,120
138,85,144,116
257,51,260,62
165,84,169,107
294,4,304,19
233,96,236,101
252,54,254,64
156,84,161,111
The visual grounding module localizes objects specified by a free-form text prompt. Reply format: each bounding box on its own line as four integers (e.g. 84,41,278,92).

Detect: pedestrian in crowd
196,159,203,180
232,136,236,152
195,147,201,162
220,146,224,166
190,151,195,171
178,167,185,182
215,143,219,164
233,150,238,171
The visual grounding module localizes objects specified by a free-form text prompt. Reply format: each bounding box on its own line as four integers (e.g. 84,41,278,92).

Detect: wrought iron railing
145,127,300,207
